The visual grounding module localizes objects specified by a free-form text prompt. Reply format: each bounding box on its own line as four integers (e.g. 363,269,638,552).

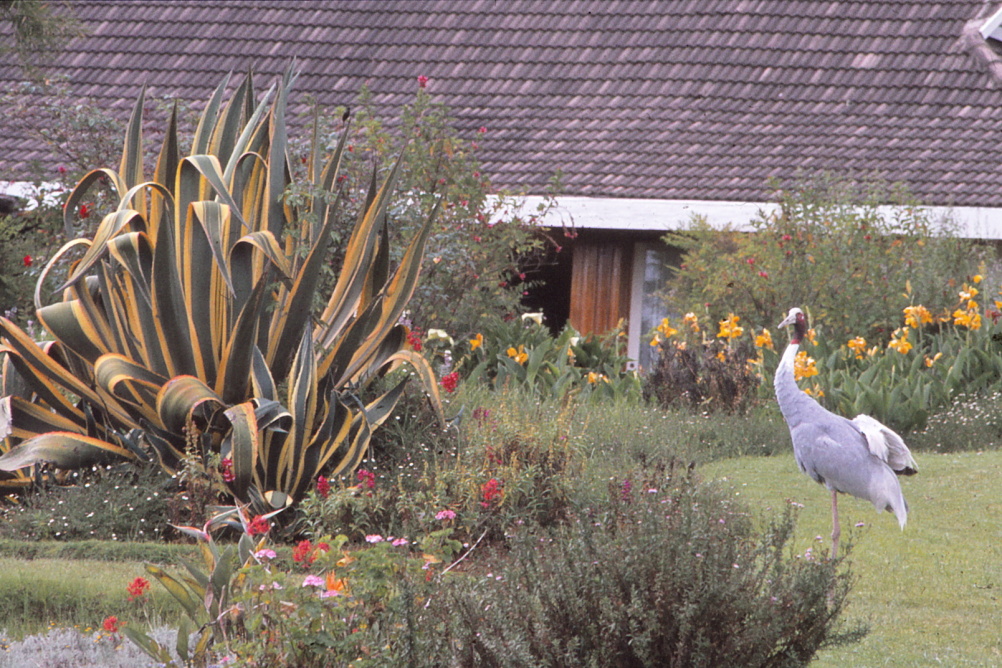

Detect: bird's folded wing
851,414,918,474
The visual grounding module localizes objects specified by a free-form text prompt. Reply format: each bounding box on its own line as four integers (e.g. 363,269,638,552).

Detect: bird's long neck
774,321,815,426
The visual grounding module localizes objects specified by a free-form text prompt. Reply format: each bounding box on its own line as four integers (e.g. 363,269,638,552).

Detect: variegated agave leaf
0,67,442,510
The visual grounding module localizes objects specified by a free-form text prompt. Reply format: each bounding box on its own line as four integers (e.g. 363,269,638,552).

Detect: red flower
22,255,32,267
440,371,459,393
79,203,90,218
758,271,769,278
406,328,423,352
126,576,150,601
316,475,331,499
102,616,120,633
417,75,428,88
247,515,270,536
292,539,313,565
56,165,67,175
478,126,487,134
219,457,235,482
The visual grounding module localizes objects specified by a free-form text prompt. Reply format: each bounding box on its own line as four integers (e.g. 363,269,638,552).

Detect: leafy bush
665,172,987,343
0,67,442,513
443,467,864,667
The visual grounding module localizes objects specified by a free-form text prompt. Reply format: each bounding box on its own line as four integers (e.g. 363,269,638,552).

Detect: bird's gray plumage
775,307,917,555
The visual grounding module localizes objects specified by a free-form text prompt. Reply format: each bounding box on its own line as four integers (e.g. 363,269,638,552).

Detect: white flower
521,312,544,325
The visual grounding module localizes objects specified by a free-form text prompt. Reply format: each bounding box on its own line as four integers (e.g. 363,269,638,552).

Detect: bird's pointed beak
778,312,797,328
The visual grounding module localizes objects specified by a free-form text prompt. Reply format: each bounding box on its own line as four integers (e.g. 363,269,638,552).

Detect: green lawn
702,450,1002,667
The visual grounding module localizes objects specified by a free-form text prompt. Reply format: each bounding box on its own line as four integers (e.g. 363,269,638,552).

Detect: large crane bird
775,307,918,557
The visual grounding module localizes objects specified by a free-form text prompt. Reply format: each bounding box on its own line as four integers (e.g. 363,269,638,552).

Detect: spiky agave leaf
0,66,442,509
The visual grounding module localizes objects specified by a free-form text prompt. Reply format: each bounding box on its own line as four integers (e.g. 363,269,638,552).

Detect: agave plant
0,67,443,509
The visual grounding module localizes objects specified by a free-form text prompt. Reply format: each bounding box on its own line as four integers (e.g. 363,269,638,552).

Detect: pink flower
254,549,277,561
357,468,375,490
758,271,769,278
478,126,487,134
365,534,384,543
56,164,67,175
435,509,456,521
392,537,409,546
417,75,428,88
302,575,325,587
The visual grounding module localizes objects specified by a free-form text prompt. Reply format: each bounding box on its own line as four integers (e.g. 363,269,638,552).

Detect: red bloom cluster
357,468,375,490
79,203,90,218
316,474,331,499
417,75,428,88
126,576,150,601
292,539,330,568
440,371,459,393
22,255,32,267
481,478,502,508
406,328,423,352
247,515,270,536
102,616,120,633
219,457,235,482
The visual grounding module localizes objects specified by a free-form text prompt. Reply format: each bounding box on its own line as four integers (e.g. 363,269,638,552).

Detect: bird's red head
778,307,808,344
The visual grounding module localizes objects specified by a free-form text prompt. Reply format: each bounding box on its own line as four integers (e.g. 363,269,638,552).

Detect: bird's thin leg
830,489,840,559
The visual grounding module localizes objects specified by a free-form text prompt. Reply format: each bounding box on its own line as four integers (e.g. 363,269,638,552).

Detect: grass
702,450,1002,667
0,557,184,640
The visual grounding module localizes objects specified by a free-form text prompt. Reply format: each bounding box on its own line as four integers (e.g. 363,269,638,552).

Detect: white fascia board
491,196,1002,240
981,6,1002,40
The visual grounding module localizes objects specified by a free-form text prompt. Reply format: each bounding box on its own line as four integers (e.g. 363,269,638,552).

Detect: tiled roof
2,1,1002,206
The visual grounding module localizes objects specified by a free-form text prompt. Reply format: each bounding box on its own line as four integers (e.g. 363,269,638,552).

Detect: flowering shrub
665,172,987,342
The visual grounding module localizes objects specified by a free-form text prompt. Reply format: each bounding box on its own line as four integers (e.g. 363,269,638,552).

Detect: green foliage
292,83,554,340
666,172,987,343
457,314,642,401
0,68,443,512
0,464,172,542
443,465,864,667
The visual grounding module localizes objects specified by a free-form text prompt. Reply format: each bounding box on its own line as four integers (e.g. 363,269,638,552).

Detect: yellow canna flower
754,329,774,350
903,305,933,328
804,384,825,398
649,334,661,347
587,371,609,384
716,350,727,362
469,332,484,351
959,284,979,302
888,327,912,354
716,313,744,340
953,308,982,330
793,351,818,380
973,274,983,283
656,317,678,338
507,344,529,364
925,352,943,367
847,336,867,359
683,312,700,333
805,328,817,345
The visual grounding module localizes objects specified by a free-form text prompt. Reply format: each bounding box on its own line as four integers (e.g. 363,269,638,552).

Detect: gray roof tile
3,0,1002,206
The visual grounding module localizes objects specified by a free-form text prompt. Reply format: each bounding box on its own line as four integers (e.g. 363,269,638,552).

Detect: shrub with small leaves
442,464,865,667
